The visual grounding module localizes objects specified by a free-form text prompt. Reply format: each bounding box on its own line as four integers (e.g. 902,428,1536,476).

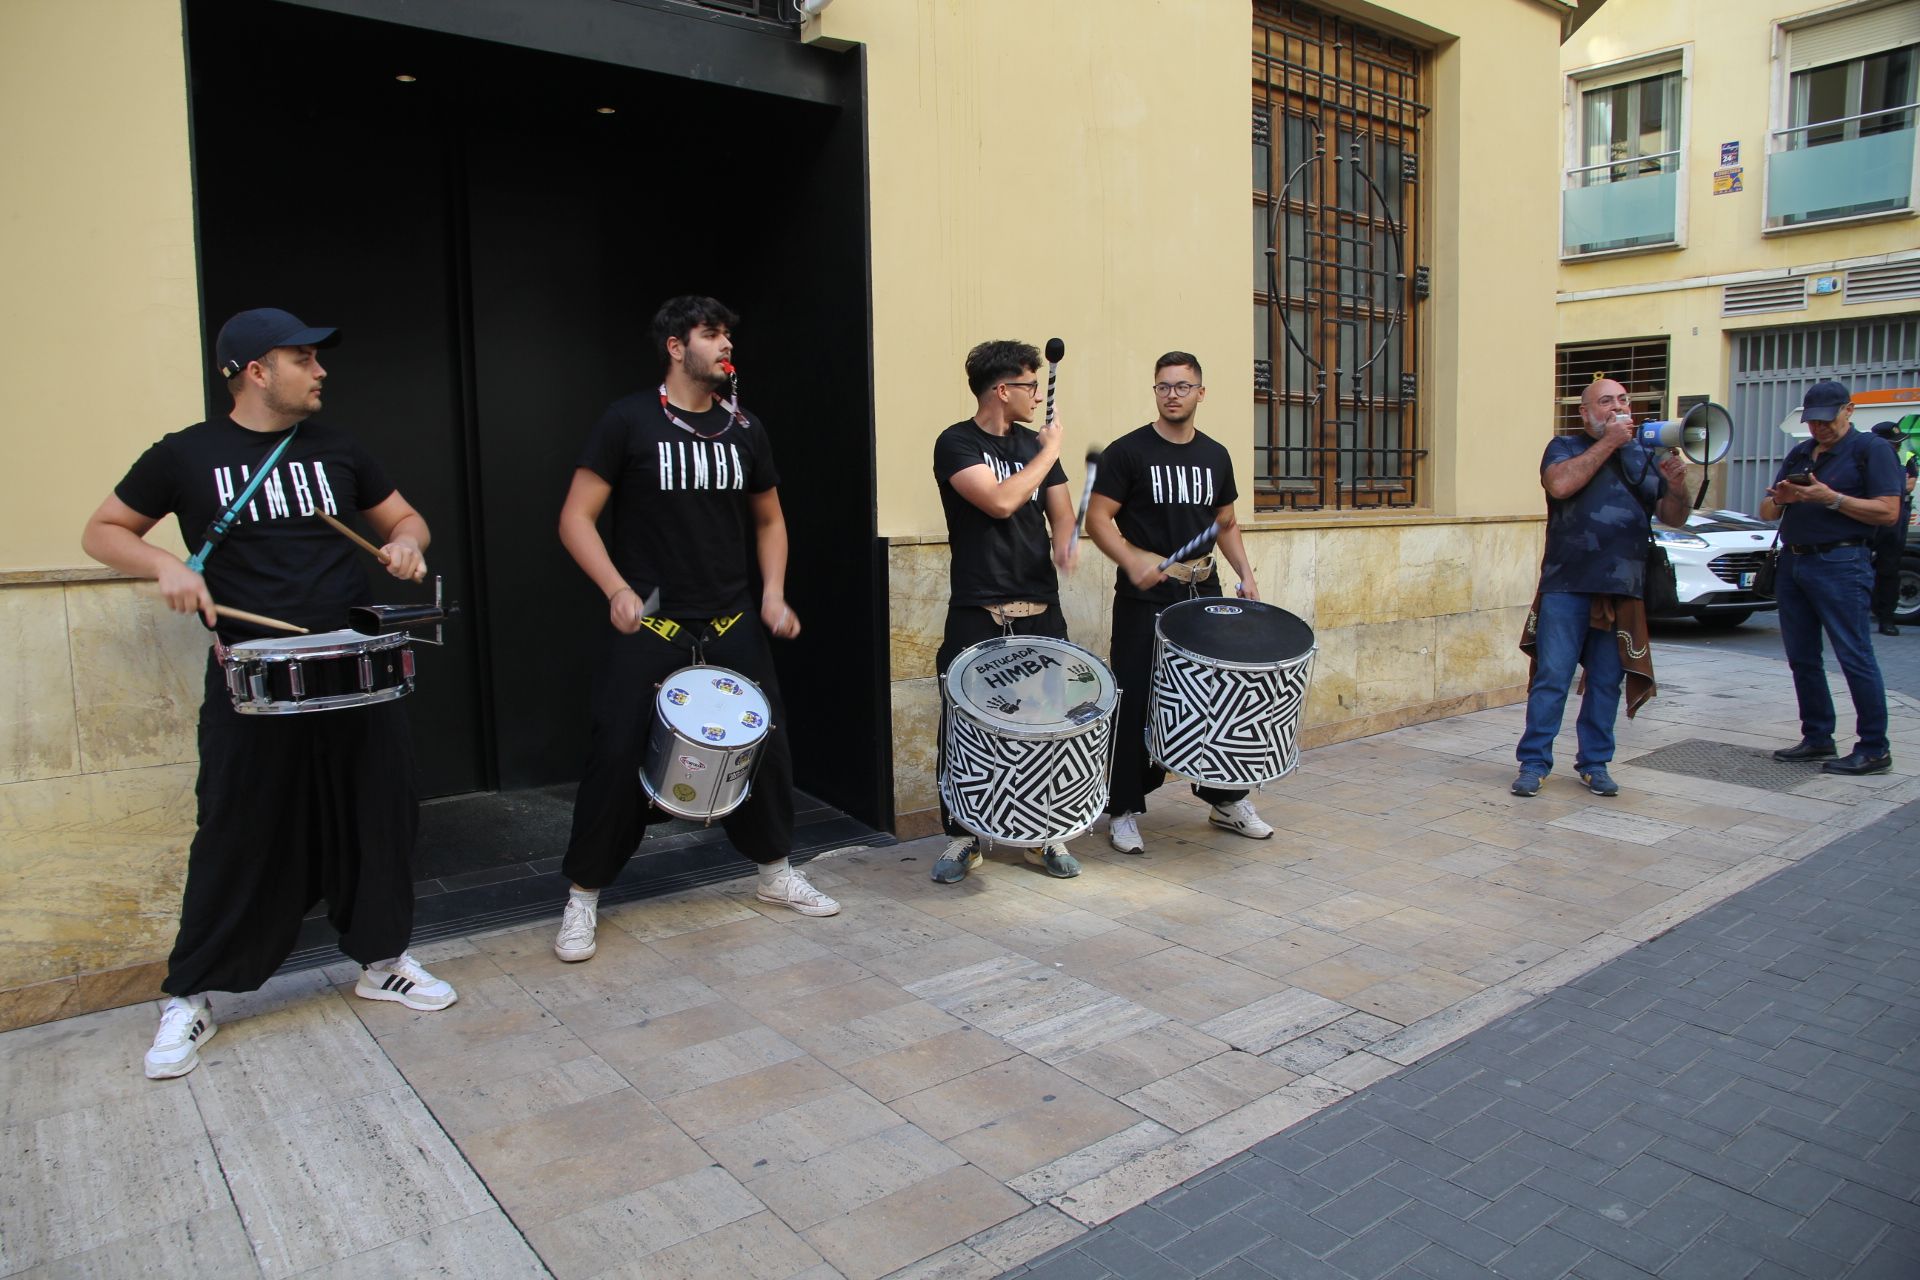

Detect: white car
1651,509,1779,628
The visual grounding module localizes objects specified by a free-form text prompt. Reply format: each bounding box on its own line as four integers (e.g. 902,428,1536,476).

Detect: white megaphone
1637,401,1732,465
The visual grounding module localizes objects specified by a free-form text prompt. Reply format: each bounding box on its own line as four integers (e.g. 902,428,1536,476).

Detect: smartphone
1785,472,1813,486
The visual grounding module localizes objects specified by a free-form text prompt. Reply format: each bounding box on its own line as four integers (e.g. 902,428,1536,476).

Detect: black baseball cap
1870,421,1901,440
1800,379,1850,423
215,308,340,379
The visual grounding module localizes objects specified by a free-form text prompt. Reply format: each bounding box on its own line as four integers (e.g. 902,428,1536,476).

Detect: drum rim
655,661,773,746
942,634,1120,731
1153,633,1318,673
232,683,413,714
228,629,413,661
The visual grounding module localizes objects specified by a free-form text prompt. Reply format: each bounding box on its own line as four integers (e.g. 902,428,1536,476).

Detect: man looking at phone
1762,380,1903,775
1511,378,1689,798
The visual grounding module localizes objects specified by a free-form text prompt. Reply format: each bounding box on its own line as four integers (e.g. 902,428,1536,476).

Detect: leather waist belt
984,602,1049,625
1787,538,1865,554
1162,556,1215,584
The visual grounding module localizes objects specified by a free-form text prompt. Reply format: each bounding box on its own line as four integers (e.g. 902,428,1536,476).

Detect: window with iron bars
1553,337,1670,436
1254,1,1428,512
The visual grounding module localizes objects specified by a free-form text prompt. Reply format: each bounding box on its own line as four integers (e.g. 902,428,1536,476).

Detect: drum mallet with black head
1067,444,1103,558
1043,337,1065,427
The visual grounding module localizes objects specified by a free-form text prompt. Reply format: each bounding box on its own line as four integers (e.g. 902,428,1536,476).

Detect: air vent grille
1846,261,1920,305
1722,278,1808,317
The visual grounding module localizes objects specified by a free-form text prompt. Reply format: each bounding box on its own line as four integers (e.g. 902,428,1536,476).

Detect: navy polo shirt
1538,435,1665,597
1773,427,1904,544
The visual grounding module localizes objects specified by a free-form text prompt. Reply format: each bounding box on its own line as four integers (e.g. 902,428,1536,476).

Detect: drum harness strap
1162,556,1215,593
984,601,1048,632
638,611,744,665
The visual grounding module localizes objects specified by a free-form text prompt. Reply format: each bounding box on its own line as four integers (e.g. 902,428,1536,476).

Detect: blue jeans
1775,543,1888,756
1516,591,1623,777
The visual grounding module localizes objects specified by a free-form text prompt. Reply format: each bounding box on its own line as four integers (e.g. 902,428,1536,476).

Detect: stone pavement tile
593,1210,828,1280
801,1162,1027,1280
1070,944,1279,1023
10,1205,258,1279
1286,944,1423,1001
647,914,837,985
1198,987,1350,1054
964,1206,1089,1271
1023,923,1177,979
754,976,939,1063
464,1092,712,1226
1346,966,1487,1025
392,1022,598,1099
1008,1119,1178,1205
893,1054,1142,1181
1287,889,1410,934
654,1053,850,1136
1108,845,1250,889
1119,1051,1297,1133
1220,925,1358,980
837,1026,1018,1102
599,885,764,942
585,998,807,1100
416,1049,631,1138
698,1084,906,1181
0,1089,234,1274
512,956,720,1038
347,967,561,1064
714,953,876,1012
184,987,406,1135
1053,1021,1230,1097
295,1209,548,1279
752,1121,963,1230
856,933,1015,987
524,1163,765,1280
1112,899,1296,958
209,1085,497,1278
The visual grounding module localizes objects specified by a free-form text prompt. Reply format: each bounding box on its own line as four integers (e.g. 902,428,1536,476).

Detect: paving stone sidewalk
1003,795,1920,1280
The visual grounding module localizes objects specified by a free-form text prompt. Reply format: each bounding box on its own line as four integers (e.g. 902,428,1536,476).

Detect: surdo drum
640,665,772,823
1147,597,1316,787
941,635,1119,846
222,629,415,714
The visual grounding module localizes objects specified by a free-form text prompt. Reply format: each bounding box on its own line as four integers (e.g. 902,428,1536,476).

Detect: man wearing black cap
1762,380,1904,774
81,308,457,1080
1867,421,1916,636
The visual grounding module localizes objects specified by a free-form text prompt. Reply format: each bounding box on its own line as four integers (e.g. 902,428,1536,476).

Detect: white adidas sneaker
354,953,458,1011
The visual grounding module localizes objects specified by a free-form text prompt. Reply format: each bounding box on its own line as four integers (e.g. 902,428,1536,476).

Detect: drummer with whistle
929,340,1082,884
80,307,458,1081
1085,351,1272,854
551,295,838,966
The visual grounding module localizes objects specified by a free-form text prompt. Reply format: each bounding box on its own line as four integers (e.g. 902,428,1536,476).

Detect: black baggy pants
563,616,794,888
166,653,417,997
1107,587,1247,816
1871,520,1908,623
933,604,1070,839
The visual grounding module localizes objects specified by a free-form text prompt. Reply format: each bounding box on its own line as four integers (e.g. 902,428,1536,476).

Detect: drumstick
1043,337,1065,427
317,511,426,582
1067,444,1103,558
141,585,308,634
1157,520,1222,572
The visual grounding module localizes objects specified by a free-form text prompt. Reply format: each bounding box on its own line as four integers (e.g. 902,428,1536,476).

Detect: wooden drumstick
318,511,425,582
141,585,308,634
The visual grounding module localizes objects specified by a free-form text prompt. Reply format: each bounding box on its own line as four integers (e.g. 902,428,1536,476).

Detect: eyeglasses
1153,382,1201,399
1000,381,1040,395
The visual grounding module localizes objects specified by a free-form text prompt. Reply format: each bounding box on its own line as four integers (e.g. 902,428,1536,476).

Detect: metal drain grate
1624,737,1818,791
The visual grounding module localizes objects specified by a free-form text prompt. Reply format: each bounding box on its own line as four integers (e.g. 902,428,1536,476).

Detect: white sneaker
355,953,459,1011
1208,797,1274,840
144,997,216,1080
1108,812,1143,854
554,895,598,962
756,866,841,917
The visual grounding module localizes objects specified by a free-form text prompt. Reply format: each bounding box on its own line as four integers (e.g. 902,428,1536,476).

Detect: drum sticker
677,755,708,772
741,710,764,729
726,752,755,781
701,724,727,742
1203,605,1243,616
712,677,743,696
672,783,697,803
666,687,690,706
1067,701,1104,725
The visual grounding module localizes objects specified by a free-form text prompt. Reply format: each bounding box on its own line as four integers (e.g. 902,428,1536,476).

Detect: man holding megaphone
1511,378,1690,800
1761,380,1903,776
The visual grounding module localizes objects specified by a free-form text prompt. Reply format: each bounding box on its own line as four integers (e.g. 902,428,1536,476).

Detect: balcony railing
1766,105,1917,228
1562,150,1681,257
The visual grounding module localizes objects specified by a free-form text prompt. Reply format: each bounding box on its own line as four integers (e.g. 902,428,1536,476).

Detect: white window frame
1764,0,1920,236
1561,45,1692,262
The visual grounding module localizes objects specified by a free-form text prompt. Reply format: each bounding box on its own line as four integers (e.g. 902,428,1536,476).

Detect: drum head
657,665,772,746
1157,598,1313,665
945,636,1118,733
228,628,405,657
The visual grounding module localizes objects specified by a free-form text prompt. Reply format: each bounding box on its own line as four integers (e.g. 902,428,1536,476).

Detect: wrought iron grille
1554,338,1670,437
1254,2,1428,511
669,0,794,25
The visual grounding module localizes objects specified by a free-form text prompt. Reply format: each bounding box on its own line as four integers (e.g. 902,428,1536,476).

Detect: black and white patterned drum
941,635,1119,846
1147,597,1315,787
640,665,772,823
222,629,415,714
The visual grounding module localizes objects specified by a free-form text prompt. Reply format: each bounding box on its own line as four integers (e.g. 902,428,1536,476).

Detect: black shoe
1772,739,1837,762
1879,623,1900,637
1823,750,1893,776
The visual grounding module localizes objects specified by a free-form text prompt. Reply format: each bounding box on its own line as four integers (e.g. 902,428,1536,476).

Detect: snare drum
1147,597,1315,787
222,629,415,714
640,665,772,823
941,635,1119,846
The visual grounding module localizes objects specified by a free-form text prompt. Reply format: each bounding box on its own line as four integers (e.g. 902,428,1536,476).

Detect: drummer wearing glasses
928,339,1083,884
1084,352,1272,853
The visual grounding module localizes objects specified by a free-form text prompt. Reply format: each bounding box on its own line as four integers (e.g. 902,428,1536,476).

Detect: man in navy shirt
1762,381,1904,775
1512,378,1688,798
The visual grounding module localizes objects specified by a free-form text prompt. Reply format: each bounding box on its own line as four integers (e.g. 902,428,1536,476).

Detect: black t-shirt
115,418,395,640
577,392,779,618
1092,423,1239,605
933,419,1068,607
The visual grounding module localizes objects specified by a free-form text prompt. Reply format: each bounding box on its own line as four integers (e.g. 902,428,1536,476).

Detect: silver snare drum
640,665,773,823
222,629,415,714
941,635,1119,846
1147,597,1315,787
